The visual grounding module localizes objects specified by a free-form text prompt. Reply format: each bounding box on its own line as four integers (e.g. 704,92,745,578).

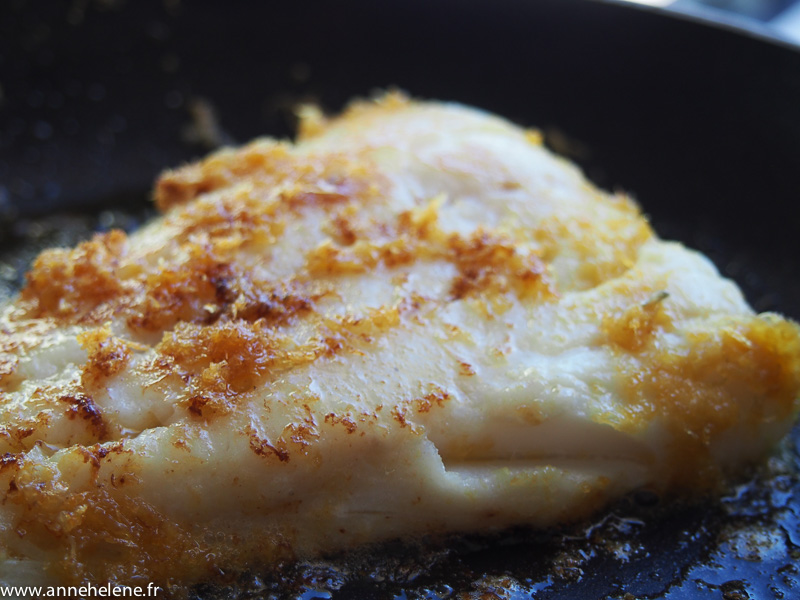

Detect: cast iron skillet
1,1,800,598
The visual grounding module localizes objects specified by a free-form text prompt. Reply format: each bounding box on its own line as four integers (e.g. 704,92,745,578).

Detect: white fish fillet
0,93,798,589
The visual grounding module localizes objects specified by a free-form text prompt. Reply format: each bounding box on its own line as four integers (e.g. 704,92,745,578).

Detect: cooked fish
1,93,798,589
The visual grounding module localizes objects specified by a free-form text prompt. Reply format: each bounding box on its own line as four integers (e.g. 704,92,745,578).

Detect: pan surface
1,1,800,598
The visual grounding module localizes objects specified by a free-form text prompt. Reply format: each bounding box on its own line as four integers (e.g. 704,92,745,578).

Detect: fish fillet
0,93,798,589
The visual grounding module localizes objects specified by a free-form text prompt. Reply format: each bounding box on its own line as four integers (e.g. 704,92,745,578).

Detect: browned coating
20,230,128,321
59,393,108,440
79,327,133,389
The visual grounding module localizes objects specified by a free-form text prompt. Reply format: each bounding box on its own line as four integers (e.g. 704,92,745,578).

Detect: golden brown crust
78,327,133,391
20,230,129,322
156,321,296,417
17,142,384,335
5,451,220,585
307,198,555,307
154,142,380,213
533,211,652,290
629,317,800,432
59,392,108,440
391,387,452,431
602,290,672,353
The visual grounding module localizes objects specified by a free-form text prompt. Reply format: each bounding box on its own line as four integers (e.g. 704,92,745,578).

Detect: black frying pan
2,1,800,598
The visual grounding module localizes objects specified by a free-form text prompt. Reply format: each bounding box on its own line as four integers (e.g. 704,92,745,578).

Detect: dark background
1,1,800,598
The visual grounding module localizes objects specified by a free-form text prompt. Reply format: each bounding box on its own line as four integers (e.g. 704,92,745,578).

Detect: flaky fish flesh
1,94,799,589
